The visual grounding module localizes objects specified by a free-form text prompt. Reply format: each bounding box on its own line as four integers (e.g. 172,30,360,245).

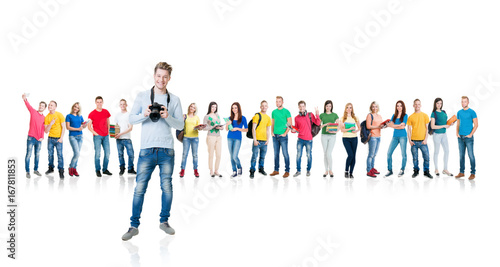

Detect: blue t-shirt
457,108,477,136
227,116,247,140
66,114,84,136
391,114,408,137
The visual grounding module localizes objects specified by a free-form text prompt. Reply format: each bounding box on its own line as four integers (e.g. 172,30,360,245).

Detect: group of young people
23,94,136,179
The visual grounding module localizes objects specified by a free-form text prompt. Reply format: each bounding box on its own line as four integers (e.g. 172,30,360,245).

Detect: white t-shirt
115,111,131,139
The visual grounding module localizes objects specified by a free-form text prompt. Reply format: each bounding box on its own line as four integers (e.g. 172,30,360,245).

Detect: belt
411,139,424,142
49,136,61,139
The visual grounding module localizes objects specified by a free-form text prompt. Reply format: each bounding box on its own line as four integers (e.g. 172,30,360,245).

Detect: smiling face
48,101,56,112
210,104,217,114
436,100,442,110
261,102,268,113
413,100,421,112
345,104,352,115
189,104,196,114
38,102,46,113
155,69,171,90
371,103,378,113
397,102,403,113
298,103,306,113
231,104,239,115
119,101,127,111
96,99,103,110
72,103,80,114
276,98,283,108
461,97,469,109
325,103,332,113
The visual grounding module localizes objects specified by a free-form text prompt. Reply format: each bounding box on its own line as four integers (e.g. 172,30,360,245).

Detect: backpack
428,110,446,135
246,113,262,139
360,113,373,144
308,113,320,138
175,114,187,142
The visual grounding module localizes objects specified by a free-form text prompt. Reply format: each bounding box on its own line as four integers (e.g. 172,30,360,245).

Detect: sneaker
293,172,301,177
373,168,380,174
412,170,419,178
384,170,393,177
59,169,64,179
68,168,74,177
424,171,433,179
45,167,54,175
306,171,311,177
73,168,80,177
26,172,31,179
231,171,237,178
397,170,404,177
34,170,42,176
367,169,376,178
179,169,185,178
122,227,139,241
258,168,267,176
344,171,349,178
270,171,279,176
96,171,102,177
128,168,137,175
194,169,200,178
455,173,465,178
283,172,289,178
119,167,126,176
237,168,242,176
159,222,175,235
249,170,255,179
103,170,113,176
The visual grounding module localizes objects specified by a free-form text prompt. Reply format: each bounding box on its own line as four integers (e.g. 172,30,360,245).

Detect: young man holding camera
122,62,184,241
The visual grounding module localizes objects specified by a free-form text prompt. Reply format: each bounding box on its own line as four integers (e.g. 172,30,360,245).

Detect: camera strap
150,86,171,107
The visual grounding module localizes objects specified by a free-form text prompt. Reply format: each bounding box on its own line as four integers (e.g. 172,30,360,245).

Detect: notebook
447,115,457,125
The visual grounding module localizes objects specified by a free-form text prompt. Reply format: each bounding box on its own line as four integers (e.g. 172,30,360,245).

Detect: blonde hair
154,62,173,75
70,102,82,116
342,103,357,122
462,96,469,101
369,101,379,113
187,103,197,115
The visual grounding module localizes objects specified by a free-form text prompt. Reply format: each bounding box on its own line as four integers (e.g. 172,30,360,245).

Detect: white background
1,0,500,266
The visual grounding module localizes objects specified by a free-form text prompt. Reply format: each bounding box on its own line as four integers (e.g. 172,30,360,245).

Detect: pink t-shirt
294,113,321,141
25,100,45,140
88,109,111,136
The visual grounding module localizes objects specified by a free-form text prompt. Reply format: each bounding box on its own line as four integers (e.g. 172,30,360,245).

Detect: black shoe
249,171,255,179
412,170,419,178
45,167,54,175
119,167,125,176
128,168,137,175
96,171,102,177
103,170,113,176
424,171,433,179
258,168,267,176
344,171,349,178
349,173,354,179
59,169,64,179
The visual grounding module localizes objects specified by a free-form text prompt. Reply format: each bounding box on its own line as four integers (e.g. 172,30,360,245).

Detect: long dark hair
206,101,218,115
392,100,406,123
230,102,242,124
432,97,443,113
324,100,333,113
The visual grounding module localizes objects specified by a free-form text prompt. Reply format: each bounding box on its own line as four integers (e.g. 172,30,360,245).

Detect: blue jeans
47,137,64,170
296,138,313,172
342,137,358,174
69,135,83,168
250,141,267,171
93,135,110,172
273,135,290,172
410,140,430,172
131,148,174,228
181,137,199,170
458,135,475,174
366,137,380,172
117,139,135,170
227,138,242,172
25,136,42,172
387,136,407,171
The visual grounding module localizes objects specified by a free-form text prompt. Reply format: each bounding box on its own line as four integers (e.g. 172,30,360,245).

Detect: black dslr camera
150,102,166,122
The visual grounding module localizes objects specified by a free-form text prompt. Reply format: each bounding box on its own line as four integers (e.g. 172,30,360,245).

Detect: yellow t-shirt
253,113,272,141
407,112,430,140
44,111,65,138
342,117,357,138
184,115,200,138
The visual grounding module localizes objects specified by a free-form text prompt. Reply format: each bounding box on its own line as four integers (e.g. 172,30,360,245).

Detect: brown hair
276,96,283,101
230,102,243,124
154,62,173,76
260,100,267,105
95,96,103,102
324,100,333,113
392,100,406,123
120,99,127,104
342,103,357,122
39,101,47,108
50,100,57,107
462,96,469,101
298,100,306,106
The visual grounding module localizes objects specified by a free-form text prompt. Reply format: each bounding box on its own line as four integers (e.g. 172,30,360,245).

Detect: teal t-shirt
272,108,291,135
319,112,339,135
431,110,448,134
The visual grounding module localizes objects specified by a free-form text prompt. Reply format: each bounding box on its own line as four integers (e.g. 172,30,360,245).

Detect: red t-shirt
88,109,111,136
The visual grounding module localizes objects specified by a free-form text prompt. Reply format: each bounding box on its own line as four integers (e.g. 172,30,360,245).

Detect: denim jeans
296,138,313,172
433,133,449,171
25,136,42,172
93,135,110,172
273,135,290,172
47,137,64,170
458,135,475,174
130,148,174,228
410,140,430,172
366,136,381,172
250,140,267,171
321,134,336,172
342,137,358,174
227,138,242,172
181,137,199,170
69,135,83,168
117,139,135,170
387,136,407,171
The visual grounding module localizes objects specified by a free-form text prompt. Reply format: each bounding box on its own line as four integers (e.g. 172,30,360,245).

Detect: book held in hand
326,123,338,133
110,124,120,138
447,115,457,125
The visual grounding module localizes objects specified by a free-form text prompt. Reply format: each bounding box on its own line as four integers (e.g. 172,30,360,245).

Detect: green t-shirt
320,112,339,135
272,108,292,135
431,110,448,134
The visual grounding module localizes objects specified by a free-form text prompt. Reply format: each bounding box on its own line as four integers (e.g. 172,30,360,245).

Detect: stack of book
326,123,338,133
110,124,120,138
